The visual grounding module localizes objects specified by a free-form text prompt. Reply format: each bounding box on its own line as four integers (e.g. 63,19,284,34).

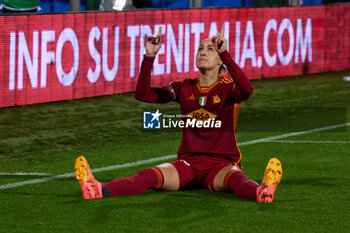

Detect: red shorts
170,154,238,190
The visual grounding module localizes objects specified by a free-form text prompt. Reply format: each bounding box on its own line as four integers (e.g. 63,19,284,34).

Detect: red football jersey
135,50,253,167
164,77,242,163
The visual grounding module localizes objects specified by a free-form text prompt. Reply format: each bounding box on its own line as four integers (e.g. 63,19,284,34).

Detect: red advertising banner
0,5,349,107
324,4,350,71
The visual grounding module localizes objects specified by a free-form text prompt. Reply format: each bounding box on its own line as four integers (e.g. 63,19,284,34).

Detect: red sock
224,170,259,200
103,167,164,196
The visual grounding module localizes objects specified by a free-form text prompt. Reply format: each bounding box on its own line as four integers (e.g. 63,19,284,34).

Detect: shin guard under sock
103,167,164,197
224,170,259,200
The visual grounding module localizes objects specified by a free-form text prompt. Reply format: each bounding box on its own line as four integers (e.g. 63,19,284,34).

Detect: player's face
196,39,222,72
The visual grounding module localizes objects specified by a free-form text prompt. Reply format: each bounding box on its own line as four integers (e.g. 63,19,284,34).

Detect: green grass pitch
1,70,350,233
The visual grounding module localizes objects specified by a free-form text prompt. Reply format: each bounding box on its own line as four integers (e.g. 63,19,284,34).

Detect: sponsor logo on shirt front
188,108,217,121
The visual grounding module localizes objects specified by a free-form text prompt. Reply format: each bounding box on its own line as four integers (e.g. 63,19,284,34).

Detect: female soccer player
74,26,282,203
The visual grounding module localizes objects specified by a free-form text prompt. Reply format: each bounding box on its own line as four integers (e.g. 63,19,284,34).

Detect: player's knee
213,165,240,192
156,163,180,191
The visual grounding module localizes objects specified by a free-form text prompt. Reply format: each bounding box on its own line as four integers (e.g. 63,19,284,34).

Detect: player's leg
212,158,283,203
212,165,259,200
103,162,190,195
74,156,194,199
74,155,165,199
256,158,283,203
102,166,165,197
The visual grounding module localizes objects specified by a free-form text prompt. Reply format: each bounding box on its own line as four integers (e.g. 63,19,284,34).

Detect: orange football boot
74,156,103,199
256,158,282,203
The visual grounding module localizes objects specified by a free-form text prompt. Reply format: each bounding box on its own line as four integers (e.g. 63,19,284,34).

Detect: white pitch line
0,122,349,191
0,172,51,176
238,123,350,146
267,140,350,144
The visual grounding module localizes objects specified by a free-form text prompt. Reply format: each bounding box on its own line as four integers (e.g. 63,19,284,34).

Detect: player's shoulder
219,76,234,85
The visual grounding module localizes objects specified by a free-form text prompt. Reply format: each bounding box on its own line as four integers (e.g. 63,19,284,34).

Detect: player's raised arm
213,25,253,102
135,27,173,103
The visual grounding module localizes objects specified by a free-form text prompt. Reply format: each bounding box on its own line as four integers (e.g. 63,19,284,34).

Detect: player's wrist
145,54,156,57
218,49,226,54
218,49,228,56
143,55,156,63
146,50,158,57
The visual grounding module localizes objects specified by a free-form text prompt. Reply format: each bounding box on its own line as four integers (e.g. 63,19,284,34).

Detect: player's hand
211,24,227,54
145,27,162,57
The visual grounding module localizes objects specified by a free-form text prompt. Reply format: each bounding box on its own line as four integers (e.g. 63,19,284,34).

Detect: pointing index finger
157,26,162,36
220,24,224,35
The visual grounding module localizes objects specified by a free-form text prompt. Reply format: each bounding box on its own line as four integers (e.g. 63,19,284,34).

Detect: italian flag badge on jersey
199,96,207,106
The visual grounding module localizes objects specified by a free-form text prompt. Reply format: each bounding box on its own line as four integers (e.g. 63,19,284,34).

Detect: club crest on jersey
213,95,221,104
199,96,207,106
